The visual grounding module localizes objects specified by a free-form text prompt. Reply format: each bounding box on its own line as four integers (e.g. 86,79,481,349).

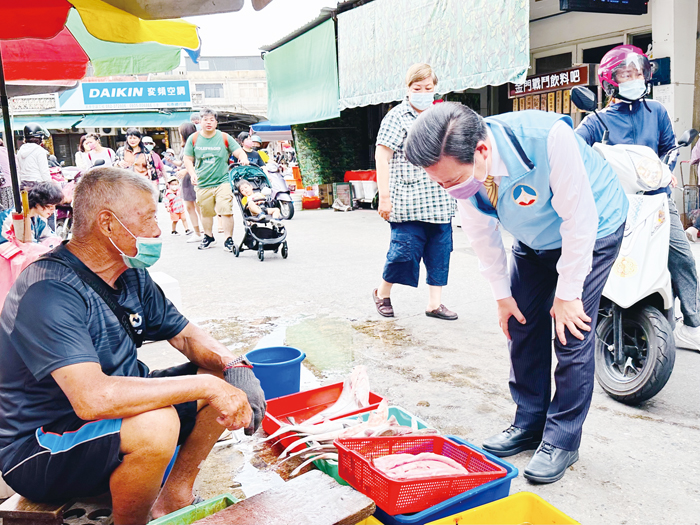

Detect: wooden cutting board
195,470,375,525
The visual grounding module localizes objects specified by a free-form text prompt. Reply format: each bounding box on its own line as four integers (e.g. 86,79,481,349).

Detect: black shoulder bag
40,254,144,347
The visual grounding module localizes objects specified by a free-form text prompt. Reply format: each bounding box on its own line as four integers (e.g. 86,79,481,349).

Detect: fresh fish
373,452,469,480
279,444,338,464
303,366,371,425
290,453,339,477
262,419,354,444
335,399,389,439
279,428,346,458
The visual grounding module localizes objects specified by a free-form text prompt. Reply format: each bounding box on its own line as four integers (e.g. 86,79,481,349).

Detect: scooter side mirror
570,86,597,112
677,129,698,147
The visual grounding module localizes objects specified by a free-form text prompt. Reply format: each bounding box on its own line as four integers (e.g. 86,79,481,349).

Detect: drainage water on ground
191,314,418,504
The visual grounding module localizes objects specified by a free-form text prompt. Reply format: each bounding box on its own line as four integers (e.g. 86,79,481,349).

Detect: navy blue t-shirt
0,245,189,468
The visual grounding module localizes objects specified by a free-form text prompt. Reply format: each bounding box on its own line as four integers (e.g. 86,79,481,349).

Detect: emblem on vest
512,185,538,207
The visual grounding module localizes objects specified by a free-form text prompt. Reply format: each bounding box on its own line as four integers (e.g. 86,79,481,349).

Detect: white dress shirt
459,120,599,302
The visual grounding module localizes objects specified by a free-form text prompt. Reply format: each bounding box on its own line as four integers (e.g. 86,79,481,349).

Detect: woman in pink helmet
576,44,700,351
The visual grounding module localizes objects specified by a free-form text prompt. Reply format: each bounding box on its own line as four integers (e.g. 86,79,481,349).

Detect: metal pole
0,45,21,213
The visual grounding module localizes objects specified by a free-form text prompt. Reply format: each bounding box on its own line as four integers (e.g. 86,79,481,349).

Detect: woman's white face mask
409,92,434,111
617,78,647,101
408,78,435,111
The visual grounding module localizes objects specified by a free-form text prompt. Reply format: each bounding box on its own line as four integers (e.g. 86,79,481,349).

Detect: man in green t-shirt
184,108,248,251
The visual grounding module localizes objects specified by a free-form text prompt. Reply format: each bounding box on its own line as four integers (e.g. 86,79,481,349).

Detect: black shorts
1,362,199,503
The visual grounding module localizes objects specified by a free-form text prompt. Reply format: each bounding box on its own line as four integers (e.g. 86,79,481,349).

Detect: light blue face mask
409,92,435,111
109,214,162,269
618,78,647,101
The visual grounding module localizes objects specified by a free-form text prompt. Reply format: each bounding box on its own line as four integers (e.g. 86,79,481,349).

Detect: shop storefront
508,65,595,123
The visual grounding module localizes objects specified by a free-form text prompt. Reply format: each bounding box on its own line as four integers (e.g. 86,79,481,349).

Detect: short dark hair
28,182,64,209
199,108,217,121
405,102,488,168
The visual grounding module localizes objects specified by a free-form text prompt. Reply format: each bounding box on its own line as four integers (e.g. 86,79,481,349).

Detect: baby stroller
229,164,288,262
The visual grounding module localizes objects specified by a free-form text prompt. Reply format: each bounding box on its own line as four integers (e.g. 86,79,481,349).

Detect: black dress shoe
482,425,542,457
524,442,579,484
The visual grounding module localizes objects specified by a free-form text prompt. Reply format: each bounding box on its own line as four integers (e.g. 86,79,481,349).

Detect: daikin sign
58,81,192,111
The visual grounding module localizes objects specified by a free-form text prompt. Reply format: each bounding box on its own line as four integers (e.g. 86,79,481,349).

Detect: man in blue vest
405,103,628,484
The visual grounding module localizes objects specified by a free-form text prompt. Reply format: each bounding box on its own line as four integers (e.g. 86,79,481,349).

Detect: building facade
5,55,269,165
151,55,268,117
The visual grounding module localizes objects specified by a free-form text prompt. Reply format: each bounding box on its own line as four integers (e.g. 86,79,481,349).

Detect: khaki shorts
196,182,233,217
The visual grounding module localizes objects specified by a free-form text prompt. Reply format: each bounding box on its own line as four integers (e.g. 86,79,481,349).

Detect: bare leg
171,221,178,233
427,285,442,311
151,371,226,518
150,405,224,518
185,201,200,234
377,279,393,299
110,408,180,525
221,214,234,238
201,216,214,237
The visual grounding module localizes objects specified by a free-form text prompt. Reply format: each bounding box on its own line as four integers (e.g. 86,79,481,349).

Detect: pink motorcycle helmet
598,44,652,99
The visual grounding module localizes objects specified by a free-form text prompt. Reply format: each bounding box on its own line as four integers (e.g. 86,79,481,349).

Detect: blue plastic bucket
245,346,306,400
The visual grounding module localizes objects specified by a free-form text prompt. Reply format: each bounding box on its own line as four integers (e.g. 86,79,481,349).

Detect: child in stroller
237,179,282,221
230,165,288,261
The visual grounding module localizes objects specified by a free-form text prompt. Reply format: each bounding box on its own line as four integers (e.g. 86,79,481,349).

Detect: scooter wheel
595,305,675,405
281,241,288,259
232,244,239,257
278,201,295,220
258,247,264,262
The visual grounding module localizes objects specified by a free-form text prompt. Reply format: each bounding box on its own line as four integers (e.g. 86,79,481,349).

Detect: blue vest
470,111,628,250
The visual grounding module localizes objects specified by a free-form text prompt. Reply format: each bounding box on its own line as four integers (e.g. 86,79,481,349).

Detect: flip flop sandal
373,288,394,317
426,304,458,320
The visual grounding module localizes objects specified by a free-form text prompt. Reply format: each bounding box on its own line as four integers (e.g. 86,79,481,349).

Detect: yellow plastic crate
356,517,384,525
426,492,579,525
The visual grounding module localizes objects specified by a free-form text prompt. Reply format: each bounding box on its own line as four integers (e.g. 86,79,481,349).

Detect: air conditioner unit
82,127,99,134
100,127,117,136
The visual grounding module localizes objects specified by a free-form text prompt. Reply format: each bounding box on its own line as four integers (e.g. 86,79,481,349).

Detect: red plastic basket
262,383,385,452
335,436,507,516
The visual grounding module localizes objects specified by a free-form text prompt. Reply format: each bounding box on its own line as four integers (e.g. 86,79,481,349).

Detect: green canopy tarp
78,111,195,128
0,115,84,130
264,19,339,125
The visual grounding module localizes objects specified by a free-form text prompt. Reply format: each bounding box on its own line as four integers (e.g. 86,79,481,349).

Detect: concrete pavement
142,203,700,524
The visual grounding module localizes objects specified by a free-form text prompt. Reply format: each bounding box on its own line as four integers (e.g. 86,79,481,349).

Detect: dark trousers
508,224,624,451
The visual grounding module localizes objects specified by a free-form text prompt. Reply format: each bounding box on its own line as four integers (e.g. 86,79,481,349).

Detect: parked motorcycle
265,161,294,219
48,155,65,183
55,159,105,240
571,86,698,405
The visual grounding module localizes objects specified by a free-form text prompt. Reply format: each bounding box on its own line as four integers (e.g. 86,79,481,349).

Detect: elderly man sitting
0,168,265,525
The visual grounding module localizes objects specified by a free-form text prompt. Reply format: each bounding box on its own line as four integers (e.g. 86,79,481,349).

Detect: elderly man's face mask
109,213,162,269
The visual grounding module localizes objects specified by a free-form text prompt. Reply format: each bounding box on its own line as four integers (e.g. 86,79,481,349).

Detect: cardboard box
317,183,334,208
333,183,353,207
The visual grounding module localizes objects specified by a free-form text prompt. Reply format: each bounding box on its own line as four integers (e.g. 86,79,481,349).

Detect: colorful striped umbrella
0,0,202,212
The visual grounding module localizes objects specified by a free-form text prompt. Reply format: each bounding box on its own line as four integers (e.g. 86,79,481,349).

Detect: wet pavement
138,203,700,525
